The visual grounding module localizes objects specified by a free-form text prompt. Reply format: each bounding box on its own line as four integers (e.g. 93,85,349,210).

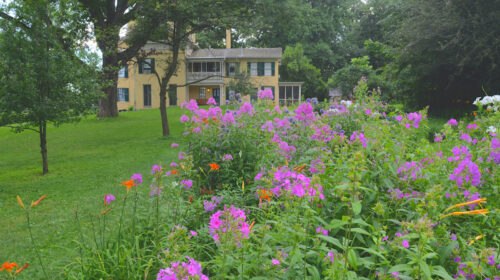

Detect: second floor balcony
187,61,223,83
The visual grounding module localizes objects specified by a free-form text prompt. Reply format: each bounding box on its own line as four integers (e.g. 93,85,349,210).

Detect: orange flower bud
31,195,46,207
16,195,25,209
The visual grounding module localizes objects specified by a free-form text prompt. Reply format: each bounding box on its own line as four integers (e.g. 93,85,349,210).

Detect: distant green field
0,108,185,278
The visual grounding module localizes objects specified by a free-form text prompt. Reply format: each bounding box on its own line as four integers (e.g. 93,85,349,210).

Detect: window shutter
271,62,275,76
247,62,251,75
138,60,143,74
271,86,275,98
125,66,129,78
258,62,264,76
226,63,229,76
125,88,129,101
151,59,155,72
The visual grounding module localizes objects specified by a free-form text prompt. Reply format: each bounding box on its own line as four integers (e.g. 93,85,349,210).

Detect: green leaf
432,265,454,280
318,235,345,250
352,201,362,215
388,264,412,273
306,265,321,280
419,261,431,279
351,228,370,236
347,249,358,271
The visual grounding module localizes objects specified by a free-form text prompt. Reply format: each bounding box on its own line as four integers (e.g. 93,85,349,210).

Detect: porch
188,84,224,106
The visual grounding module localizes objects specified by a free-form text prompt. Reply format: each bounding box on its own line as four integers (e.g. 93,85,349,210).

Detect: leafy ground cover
2,84,499,279
0,108,185,278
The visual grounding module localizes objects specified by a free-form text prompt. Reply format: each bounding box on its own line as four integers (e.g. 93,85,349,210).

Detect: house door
212,88,220,105
143,85,152,107
168,84,177,106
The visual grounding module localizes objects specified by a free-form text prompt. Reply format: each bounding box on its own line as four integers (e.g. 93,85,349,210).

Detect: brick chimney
225,29,231,49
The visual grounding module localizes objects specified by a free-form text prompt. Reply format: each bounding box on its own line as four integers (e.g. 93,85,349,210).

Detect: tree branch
0,11,31,32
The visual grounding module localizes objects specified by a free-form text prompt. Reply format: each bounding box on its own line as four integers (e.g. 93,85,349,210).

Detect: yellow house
116,32,302,110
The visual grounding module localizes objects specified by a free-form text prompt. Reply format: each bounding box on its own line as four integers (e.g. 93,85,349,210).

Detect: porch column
299,85,302,104
220,84,224,106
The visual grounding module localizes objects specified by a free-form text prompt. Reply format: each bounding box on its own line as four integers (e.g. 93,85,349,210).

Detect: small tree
0,0,99,174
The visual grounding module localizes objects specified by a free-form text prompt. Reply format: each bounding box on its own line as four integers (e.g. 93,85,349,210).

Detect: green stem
75,210,86,276
132,189,138,239
117,192,129,265
26,210,49,279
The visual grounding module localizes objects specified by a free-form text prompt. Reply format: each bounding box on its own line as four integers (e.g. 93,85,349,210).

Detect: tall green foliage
280,44,327,100
0,0,99,174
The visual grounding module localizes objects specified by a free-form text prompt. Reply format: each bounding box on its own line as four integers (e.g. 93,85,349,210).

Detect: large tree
137,0,253,136
0,0,99,174
78,0,162,118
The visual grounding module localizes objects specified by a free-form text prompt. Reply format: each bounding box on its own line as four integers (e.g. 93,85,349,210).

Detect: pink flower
104,194,115,205
181,179,193,189
365,109,372,115
190,230,198,237
447,118,458,126
171,143,179,148
271,259,280,266
131,173,143,184
180,115,190,123
402,239,409,248
207,97,217,105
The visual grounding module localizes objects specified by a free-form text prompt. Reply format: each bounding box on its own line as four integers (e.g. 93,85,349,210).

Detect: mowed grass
0,108,185,279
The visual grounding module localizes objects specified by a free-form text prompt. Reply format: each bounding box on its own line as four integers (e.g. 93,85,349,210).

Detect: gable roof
187,48,282,59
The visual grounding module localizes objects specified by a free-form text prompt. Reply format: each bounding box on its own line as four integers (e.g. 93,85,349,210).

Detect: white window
117,88,129,102
118,66,128,78
264,63,272,76
250,63,258,76
199,87,206,99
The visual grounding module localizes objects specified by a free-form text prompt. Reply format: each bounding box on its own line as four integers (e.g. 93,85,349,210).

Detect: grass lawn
0,108,185,279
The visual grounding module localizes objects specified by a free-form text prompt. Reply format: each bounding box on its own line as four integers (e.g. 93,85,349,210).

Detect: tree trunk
39,121,48,175
159,89,170,136
98,56,119,118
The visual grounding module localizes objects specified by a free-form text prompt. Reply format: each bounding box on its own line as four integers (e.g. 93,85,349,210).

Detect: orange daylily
249,221,255,230
293,164,307,173
468,235,484,245
258,189,273,202
444,198,487,212
188,195,194,204
171,169,178,175
101,209,112,215
15,263,28,275
121,179,136,191
1,262,19,273
31,195,46,207
16,195,25,209
208,163,220,171
441,209,489,219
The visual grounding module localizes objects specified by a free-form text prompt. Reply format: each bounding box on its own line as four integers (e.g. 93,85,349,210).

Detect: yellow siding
118,50,281,109
117,51,187,110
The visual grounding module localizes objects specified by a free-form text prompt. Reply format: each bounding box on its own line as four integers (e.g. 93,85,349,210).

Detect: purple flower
222,154,233,161
149,185,161,196
178,152,186,160
447,118,458,126
131,173,143,184
190,230,198,237
207,97,217,105
170,162,179,168
181,179,193,189
171,143,179,148
104,194,115,206
402,240,409,248
180,115,190,123
271,259,280,266
365,109,372,115
151,165,162,175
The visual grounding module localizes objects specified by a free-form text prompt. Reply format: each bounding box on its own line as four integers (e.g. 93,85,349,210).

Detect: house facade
116,32,302,110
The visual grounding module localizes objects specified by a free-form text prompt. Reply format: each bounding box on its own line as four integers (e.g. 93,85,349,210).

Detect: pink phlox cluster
447,118,458,126
294,102,316,124
396,161,424,181
273,118,292,129
207,97,217,106
349,131,368,148
388,188,424,200
325,252,337,264
258,88,274,100
156,256,208,280
459,133,474,143
309,158,325,174
404,112,422,128
222,154,233,161
181,99,199,113
203,196,223,212
222,111,236,126
277,140,296,160
181,179,193,189
261,121,274,132
238,102,254,116
208,205,250,247
467,123,478,130
489,138,500,164
152,165,163,175
449,158,481,187
149,185,162,196
269,167,324,200
131,173,143,184
434,133,443,142
180,115,190,123
448,146,472,162
273,105,282,114
316,226,329,236
311,125,334,143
